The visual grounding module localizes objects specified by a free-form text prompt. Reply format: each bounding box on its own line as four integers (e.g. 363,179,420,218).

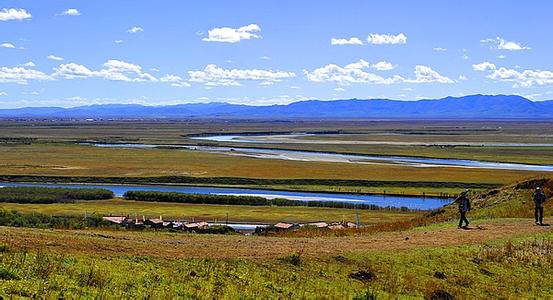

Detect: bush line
0,175,497,189
123,190,410,211
0,187,114,204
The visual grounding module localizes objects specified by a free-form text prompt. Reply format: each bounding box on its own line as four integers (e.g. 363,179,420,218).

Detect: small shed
304,222,329,229
102,216,128,225
184,221,209,231
274,222,297,231
145,217,165,228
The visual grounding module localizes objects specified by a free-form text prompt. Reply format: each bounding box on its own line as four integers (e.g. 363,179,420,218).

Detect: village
101,215,360,234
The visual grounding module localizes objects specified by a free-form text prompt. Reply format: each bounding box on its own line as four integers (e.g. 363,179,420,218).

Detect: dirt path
1,219,550,259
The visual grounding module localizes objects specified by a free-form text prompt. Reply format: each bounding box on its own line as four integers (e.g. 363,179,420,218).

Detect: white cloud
334,87,345,92
127,26,144,34
405,65,454,84
160,74,191,87
60,8,80,16
461,54,469,60
481,37,530,51
458,75,468,81
472,62,496,71
51,61,184,87
1,43,15,49
305,59,404,85
487,67,553,87
497,55,506,59
0,92,7,96
54,59,157,82
47,55,64,61
372,61,395,71
366,33,407,45
261,56,272,60
52,63,94,79
202,24,261,43
188,64,295,86
433,47,447,51
21,61,35,67
306,60,452,85
0,66,52,84
115,40,123,44
0,8,31,21
331,37,363,45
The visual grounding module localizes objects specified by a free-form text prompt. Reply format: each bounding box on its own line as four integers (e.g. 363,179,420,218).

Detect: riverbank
0,174,495,198
0,199,420,224
85,142,553,171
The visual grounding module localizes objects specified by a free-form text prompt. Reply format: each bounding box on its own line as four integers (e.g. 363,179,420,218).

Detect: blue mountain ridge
0,95,551,119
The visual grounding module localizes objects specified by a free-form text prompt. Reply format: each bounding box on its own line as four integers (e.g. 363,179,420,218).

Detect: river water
0,182,450,210
86,142,553,172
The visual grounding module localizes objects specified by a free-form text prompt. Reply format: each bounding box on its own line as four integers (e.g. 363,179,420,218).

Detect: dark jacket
533,190,547,208
455,193,471,213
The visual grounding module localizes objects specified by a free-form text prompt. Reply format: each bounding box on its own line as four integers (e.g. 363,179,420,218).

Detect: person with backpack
455,189,471,229
533,187,547,225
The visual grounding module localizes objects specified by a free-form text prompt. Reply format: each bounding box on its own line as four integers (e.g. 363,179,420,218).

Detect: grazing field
0,143,547,185
0,221,551,298
0,199,418,224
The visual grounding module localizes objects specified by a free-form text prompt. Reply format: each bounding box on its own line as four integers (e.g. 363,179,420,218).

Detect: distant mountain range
1,95,552,119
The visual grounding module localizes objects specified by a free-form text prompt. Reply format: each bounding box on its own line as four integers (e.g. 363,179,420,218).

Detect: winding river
0,182,450,210
86,142,553,172
191,133,553,147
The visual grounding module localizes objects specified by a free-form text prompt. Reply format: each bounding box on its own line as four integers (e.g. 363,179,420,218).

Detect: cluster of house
102,215,360,233
102,215,209,231
272,221,359,231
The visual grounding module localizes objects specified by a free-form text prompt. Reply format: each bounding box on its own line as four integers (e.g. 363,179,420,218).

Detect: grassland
0,143,547,186
1,120,552,198
0,199,419,224
0,221,551,298
0,176,552,298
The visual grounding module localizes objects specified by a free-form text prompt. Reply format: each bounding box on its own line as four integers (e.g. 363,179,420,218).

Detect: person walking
455,189,471,229
533,187,547,225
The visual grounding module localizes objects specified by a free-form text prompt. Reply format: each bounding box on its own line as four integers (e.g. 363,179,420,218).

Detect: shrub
279,251,302,266
0,187,114,204
0,209,112,229
0,266,18,280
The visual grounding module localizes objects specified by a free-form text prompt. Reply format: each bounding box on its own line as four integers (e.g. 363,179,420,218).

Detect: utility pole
355,205,360,227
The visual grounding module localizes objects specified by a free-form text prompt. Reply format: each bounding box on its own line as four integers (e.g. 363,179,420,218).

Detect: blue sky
0,0,552,108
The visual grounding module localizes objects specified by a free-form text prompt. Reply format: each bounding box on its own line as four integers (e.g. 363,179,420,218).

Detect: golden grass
0,143,547,184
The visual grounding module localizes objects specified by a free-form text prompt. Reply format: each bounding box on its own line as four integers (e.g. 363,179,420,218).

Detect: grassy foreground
0,228,551,298
0,177,552,298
